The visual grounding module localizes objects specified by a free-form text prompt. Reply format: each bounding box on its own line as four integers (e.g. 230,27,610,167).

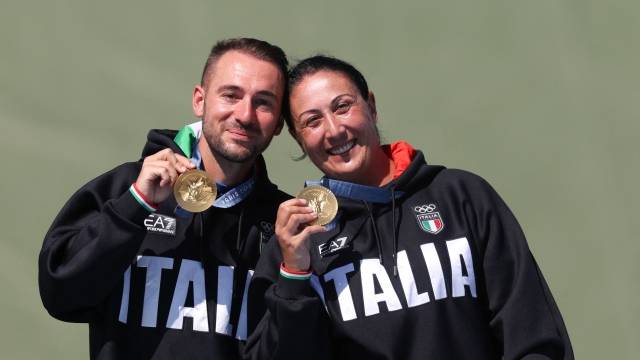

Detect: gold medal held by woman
296,185,338,226
173,170,217,213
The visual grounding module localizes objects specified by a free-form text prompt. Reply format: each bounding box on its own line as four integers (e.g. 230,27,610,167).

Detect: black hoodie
39,129,291,360
244,150,573,360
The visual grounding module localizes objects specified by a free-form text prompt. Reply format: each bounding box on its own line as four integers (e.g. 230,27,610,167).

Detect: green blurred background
1,1,638,358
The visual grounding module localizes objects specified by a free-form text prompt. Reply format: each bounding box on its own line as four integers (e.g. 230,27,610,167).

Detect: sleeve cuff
128,183,158,212
109,185,158,227
276,263,313,299
279,263,312,280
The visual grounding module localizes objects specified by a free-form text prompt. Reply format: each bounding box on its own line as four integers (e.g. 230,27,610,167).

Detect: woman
245,56,573,360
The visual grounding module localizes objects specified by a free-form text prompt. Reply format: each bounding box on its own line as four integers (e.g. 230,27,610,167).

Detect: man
39,38,291,360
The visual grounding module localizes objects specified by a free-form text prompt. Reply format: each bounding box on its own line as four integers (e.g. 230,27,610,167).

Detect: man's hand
275,198,326,272
135,149,196,204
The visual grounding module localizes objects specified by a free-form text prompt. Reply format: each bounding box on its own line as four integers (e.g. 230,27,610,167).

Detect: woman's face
289,70,380,183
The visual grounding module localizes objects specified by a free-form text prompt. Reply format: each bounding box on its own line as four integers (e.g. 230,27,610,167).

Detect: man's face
193,51,285,164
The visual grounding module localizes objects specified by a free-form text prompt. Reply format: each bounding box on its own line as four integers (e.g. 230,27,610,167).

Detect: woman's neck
351,145,395,188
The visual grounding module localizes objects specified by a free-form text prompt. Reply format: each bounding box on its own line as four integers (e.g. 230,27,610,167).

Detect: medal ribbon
304,179,405,230
304,178,404,203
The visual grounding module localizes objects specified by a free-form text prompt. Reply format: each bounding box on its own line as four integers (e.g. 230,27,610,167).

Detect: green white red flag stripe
423,219,442,232
280,263,312,280
129,183,158,212
173,121,202,158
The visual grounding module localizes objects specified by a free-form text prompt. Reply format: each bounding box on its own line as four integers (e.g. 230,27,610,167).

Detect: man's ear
274,116,285,136
367,91,378,124
193,85,205,118
288,128,304,151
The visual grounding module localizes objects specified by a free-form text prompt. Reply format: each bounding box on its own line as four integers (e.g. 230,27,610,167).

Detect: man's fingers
159,150,186,173
175,154,196,170
142,149,196,178
145,148,175,162
144,161,179,187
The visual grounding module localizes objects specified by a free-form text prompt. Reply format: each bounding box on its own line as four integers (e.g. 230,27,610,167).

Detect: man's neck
198,140,255,187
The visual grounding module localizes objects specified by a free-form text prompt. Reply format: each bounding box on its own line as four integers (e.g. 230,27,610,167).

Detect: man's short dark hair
200,38,289,88
286,55,369,130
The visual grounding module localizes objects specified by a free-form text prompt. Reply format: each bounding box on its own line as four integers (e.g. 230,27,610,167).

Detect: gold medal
173,170,217,213
296,185,338,226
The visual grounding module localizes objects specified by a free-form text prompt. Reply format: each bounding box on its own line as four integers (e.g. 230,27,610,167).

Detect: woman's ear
367,91,378,124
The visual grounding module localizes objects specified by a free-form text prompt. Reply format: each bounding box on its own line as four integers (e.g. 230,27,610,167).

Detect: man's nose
234,98,254,124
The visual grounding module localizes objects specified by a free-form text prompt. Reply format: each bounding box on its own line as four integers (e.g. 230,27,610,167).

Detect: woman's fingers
276,197,327,272
298,224,327,242
276,199,312,231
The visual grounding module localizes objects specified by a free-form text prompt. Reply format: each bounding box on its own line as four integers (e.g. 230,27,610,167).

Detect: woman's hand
276,198,326,272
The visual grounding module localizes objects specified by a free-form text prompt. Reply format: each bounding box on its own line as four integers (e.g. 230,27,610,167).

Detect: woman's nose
325,115,345,139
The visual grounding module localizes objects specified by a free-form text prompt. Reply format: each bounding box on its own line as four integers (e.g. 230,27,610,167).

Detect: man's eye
222,93,236,100
255,99,272,107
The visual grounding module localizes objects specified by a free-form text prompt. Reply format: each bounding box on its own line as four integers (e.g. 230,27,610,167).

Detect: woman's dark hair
285,55,369,130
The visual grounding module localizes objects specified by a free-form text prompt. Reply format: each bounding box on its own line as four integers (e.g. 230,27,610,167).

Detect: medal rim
296,185,338,226
173,169,217,213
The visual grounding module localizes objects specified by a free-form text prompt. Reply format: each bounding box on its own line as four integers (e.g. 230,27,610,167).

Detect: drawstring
391,185,398,277
363,186,399,277
363,201,383,265
230,203,248,338
236,203,245,251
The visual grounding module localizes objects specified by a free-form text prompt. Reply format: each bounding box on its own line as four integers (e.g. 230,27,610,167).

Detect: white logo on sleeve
144,214,177,236
318,236,350,257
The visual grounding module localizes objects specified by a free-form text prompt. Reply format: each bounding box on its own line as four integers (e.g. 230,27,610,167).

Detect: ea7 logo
318,236,350,258
413,204,444,234
144,214,177,236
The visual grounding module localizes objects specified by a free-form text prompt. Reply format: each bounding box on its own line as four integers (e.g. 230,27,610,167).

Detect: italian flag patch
413,204,444,234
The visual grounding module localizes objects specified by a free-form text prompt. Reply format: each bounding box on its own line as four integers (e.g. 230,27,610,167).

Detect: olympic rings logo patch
261,221,275,235
413,203,444,234
414,204,436,213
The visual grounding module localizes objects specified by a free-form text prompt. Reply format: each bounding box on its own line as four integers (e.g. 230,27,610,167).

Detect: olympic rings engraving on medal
414,204,436,213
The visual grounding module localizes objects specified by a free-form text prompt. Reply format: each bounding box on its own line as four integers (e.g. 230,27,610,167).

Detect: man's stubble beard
201,108,275,164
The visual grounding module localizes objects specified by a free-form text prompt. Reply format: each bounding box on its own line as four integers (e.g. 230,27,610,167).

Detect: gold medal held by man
174,169,217,213
296,185,338,226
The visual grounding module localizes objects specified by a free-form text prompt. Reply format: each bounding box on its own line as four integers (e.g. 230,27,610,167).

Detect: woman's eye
336,102,352,113
305,116,320,127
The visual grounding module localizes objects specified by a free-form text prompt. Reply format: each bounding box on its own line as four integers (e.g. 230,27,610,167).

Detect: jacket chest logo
318,236,350,258
144,214,176,236
413,204,444,234
260,221,275,253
